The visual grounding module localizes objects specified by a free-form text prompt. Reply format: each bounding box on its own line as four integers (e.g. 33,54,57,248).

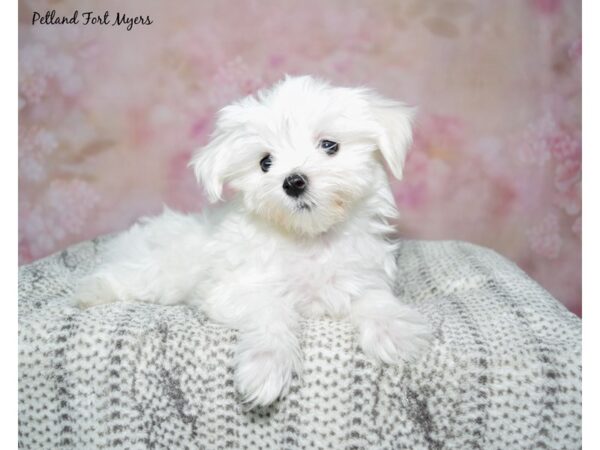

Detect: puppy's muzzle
283,173,308,198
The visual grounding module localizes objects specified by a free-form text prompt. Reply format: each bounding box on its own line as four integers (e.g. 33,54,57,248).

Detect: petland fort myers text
31,10,153,31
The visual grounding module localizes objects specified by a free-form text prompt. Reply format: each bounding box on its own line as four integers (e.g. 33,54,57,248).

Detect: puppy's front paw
358,308,433,365
234,339,301,409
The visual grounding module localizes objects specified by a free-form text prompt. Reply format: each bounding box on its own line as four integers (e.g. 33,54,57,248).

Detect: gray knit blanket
18,237,581,449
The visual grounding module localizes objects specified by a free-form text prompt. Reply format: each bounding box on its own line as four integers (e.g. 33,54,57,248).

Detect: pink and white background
18,0,582,315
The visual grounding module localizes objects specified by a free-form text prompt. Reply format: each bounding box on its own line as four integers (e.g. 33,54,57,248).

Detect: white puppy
75,75,432,408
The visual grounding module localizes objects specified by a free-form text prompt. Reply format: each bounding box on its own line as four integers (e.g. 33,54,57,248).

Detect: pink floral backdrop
18,0,581,315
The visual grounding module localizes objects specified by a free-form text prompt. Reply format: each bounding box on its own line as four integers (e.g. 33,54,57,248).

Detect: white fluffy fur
74,75,432,408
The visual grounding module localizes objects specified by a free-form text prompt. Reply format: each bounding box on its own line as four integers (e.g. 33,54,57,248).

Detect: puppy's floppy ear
188,106,243,203
366,92,416,180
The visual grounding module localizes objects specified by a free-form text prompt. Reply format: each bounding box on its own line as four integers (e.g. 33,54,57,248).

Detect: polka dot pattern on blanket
18,237,581,449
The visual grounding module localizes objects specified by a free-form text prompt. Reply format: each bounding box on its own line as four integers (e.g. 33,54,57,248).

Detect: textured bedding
18,237,581,449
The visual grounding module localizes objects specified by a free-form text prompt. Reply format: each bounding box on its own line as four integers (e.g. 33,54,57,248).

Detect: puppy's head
190,75,414,235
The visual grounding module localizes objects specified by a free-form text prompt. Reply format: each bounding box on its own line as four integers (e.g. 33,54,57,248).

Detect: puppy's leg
351,289,432,365
208,295,301,408
74,270,123,309
73,210,206,308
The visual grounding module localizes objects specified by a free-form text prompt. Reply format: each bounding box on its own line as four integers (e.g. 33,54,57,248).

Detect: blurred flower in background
18,0,581,315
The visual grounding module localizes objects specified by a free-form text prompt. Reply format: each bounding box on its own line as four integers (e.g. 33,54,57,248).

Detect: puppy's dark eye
319,139,339,156
260,154,273,172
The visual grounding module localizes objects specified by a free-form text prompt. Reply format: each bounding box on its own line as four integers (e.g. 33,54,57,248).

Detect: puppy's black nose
283,173,308,198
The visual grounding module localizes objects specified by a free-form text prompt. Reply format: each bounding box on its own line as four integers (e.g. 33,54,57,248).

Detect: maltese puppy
75,75,432,408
